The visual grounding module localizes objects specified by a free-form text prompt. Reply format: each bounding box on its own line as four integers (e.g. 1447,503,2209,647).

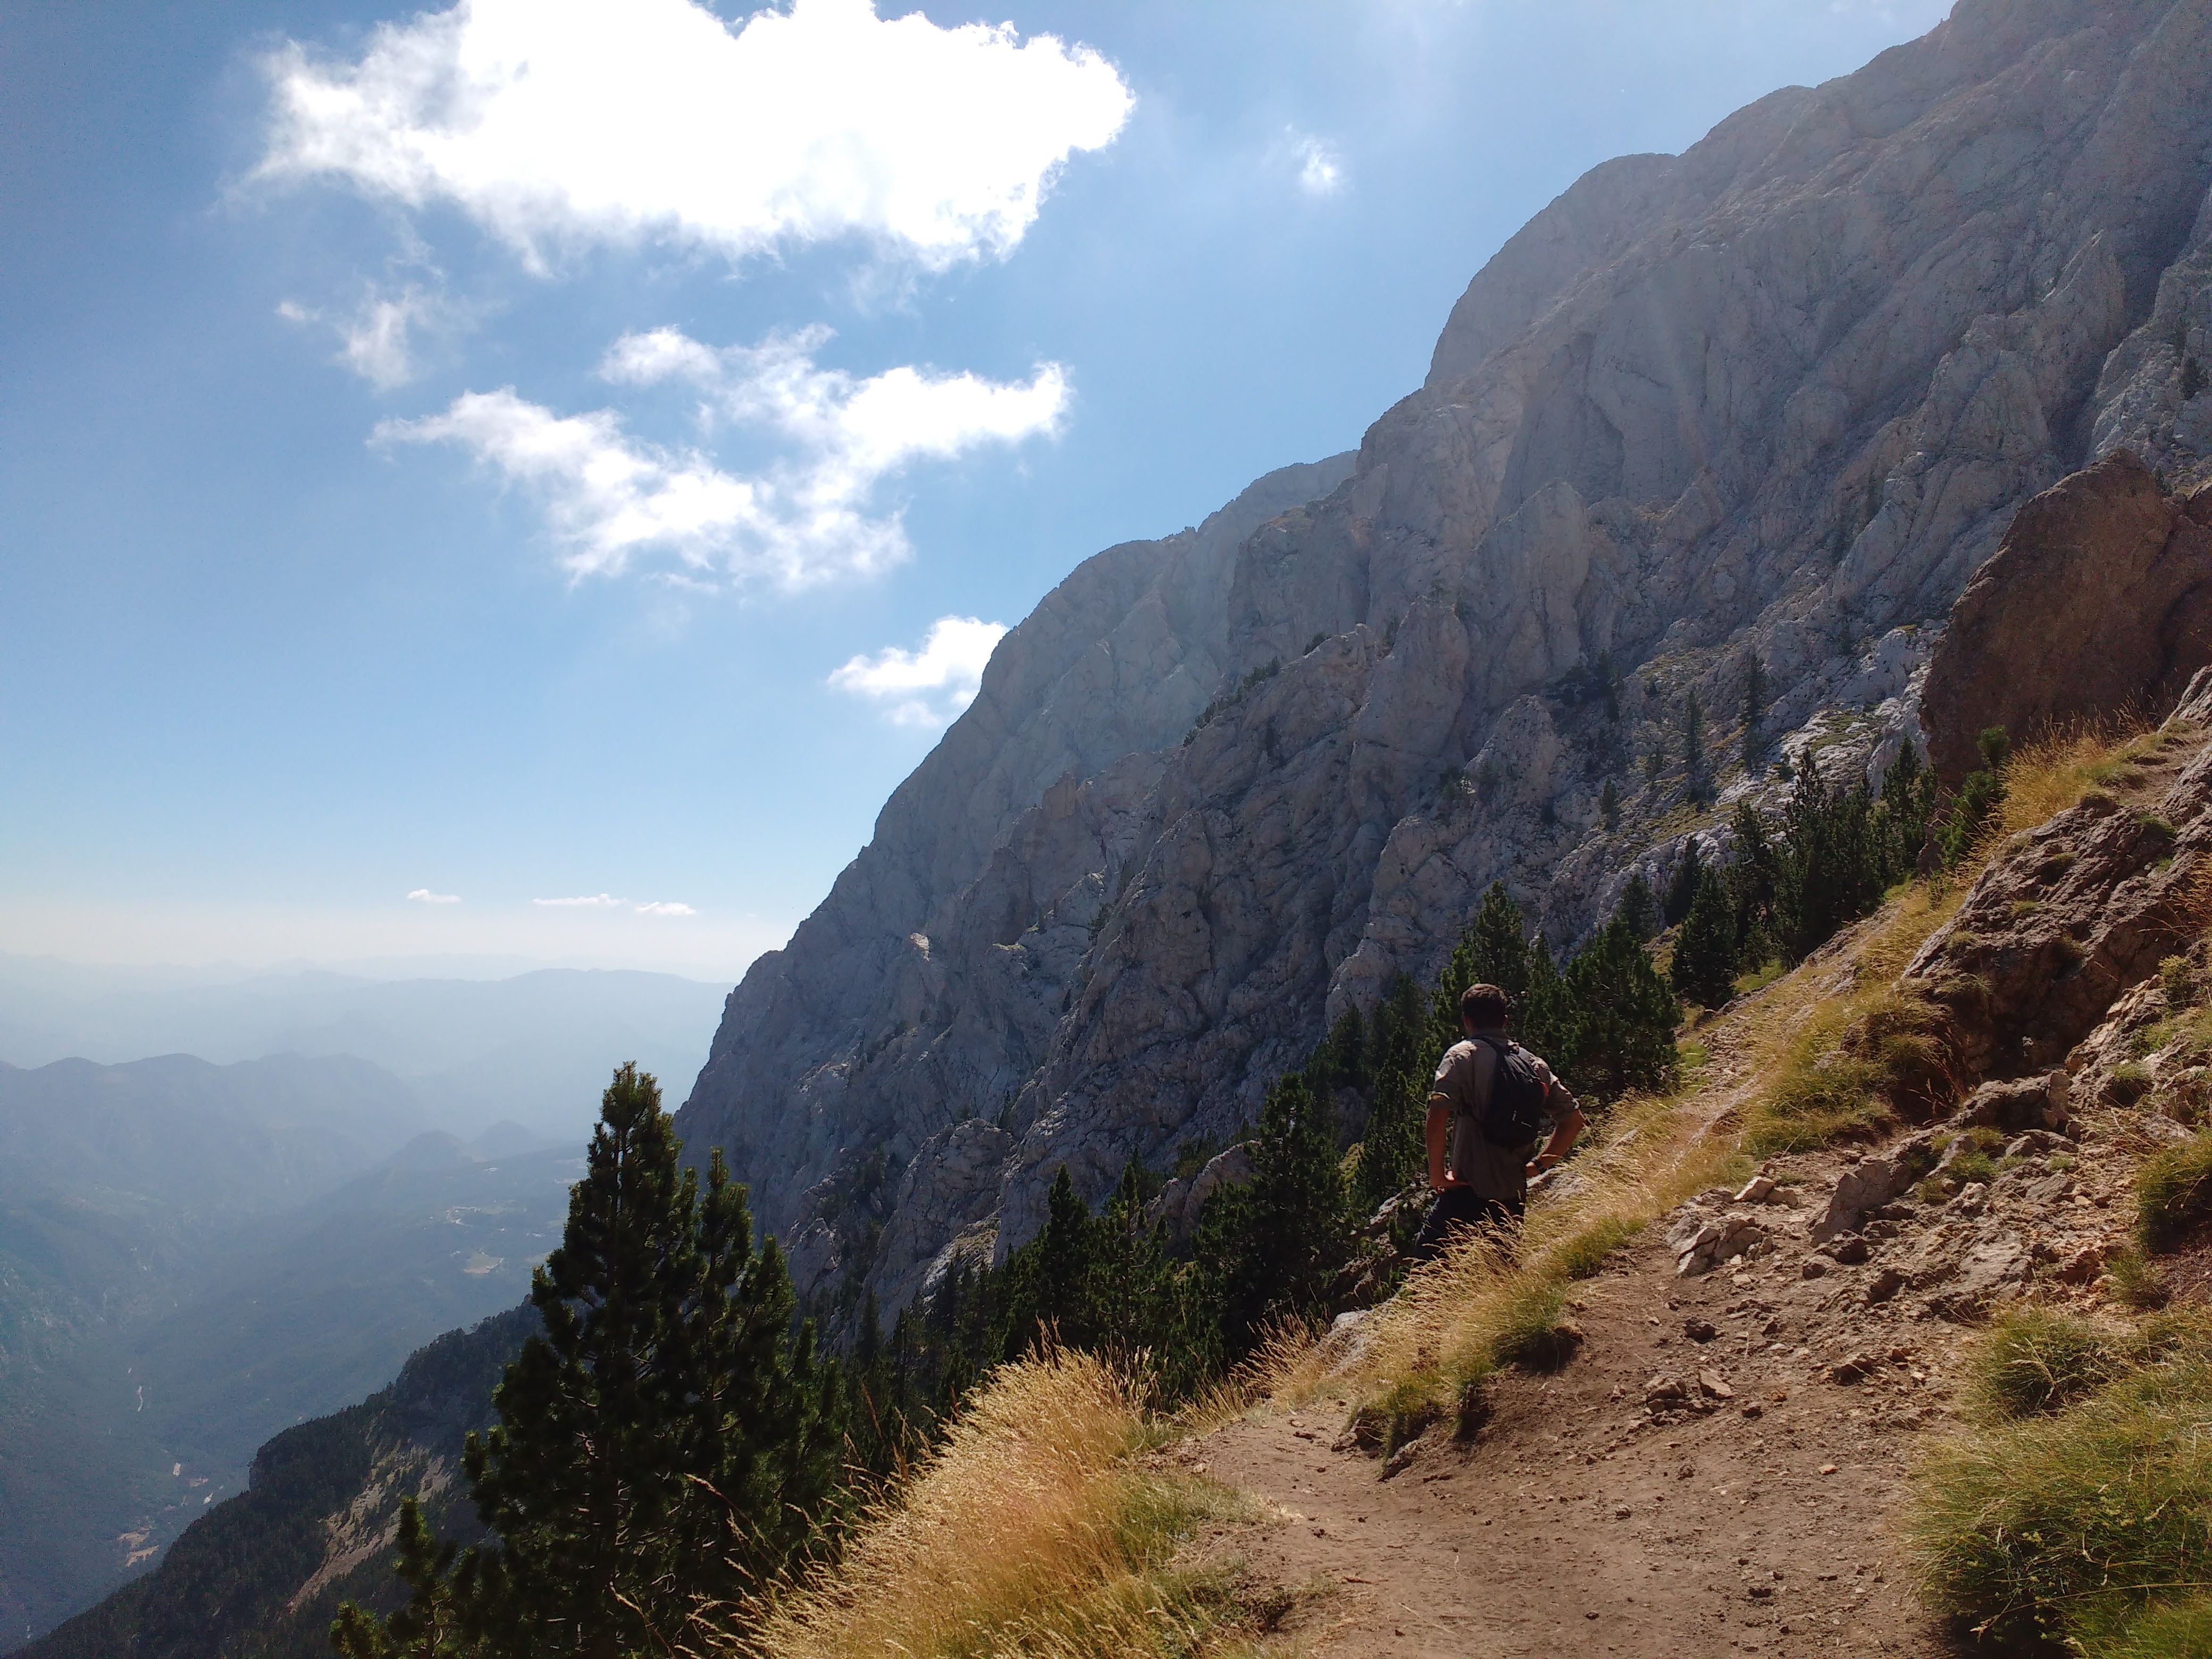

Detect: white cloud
258,0,1132,272
1294,135,1344,198
406,887,461,903
280,283,461,388
380,328,1066,587
634,901,697,917
830,614,1007,728
533,893,622,907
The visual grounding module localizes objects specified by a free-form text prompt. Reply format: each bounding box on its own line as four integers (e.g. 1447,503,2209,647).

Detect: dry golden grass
717,1351,1256,1659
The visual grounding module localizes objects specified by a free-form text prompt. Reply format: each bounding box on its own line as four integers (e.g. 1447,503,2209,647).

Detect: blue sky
1,0,1953,979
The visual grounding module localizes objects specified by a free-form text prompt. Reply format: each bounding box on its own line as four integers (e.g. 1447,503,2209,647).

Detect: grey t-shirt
1432,1033,1575,1204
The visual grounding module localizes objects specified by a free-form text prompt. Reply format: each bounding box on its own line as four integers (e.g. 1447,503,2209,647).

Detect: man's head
1459,983,1511,1034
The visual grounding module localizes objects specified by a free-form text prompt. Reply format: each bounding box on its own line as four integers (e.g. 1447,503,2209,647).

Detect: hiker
1410,981,1586,1262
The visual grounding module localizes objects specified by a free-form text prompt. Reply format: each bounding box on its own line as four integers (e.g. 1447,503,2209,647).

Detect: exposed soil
1177,1224,1961,1657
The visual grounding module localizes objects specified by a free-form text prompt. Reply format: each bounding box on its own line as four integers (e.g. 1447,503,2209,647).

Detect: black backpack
1469,1036,1552,1147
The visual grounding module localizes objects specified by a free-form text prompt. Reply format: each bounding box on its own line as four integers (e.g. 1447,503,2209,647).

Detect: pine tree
1001,1167,1102,1356
331,1499,470,1658
1683,689,1707,800
1662,839,1704,927
1350,975,1427,1211
1725,801,1781,968
1090,1162,1208,1395
1207,1074,1347,1355
1670,867,1740,1009
1878,740,1936,875
1740,656,1766,772
1464,881,1532,1001
335,1066,844,1659
1614,873,1657,941
1599,777,1621,831
1514,933,1573,1066
1552,921,1682,1104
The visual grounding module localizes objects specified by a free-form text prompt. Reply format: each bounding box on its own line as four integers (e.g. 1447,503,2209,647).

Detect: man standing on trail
1411,982,1586,1262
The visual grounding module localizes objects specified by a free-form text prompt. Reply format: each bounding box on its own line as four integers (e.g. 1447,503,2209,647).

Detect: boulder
1811,1138,1933,1242
1922,452,2212,786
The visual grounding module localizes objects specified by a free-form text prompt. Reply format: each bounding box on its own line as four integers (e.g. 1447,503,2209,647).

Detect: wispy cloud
379,328,1066,588
257,0,1132,273
634,901,697,917
1292,133,1345,198
532,893,622,908
830,614,1007,728
279,282,460,389
406,887,461,903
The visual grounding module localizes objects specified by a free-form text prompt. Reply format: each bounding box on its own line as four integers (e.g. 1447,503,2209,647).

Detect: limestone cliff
677,0,2212,1318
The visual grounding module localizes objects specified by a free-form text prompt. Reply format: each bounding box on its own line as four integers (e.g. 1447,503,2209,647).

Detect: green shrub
1965,1308,2122,1421
1911,1350,2212,1649
1947,1150,1997,1187
2163,954,2198,1010
2138,1132,2212,1253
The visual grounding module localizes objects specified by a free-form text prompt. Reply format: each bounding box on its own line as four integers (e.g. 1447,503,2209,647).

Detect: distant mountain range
0,1053,581,1646
0,957,730,1138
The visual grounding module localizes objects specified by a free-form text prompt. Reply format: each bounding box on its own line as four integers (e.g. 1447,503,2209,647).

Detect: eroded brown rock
1923,452,2212,784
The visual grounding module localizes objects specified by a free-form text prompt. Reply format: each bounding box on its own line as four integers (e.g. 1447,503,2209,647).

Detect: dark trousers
1409,1185,1521,1263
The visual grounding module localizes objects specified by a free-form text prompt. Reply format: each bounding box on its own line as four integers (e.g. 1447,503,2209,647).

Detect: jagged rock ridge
676,0,2212,1318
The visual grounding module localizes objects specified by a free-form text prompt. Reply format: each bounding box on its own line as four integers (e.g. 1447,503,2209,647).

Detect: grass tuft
2138,1130,2212,1254
1487,1279,1579,1372
1909,1326,2212,1651
2074,1594,2212,1659
725,1351,1255,1659
1964,1307,2124,1420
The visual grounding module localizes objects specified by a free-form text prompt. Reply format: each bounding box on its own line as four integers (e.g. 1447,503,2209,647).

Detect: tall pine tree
1670,867,1740,1009
334,1065,843,1659
1204,1074,1347,1357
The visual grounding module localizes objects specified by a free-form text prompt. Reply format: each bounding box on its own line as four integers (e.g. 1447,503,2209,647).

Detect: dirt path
1178,1225,1960,1656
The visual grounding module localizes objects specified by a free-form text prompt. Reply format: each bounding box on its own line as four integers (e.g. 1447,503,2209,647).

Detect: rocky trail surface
1175,1113,2148,1659
1162,711,2212,1656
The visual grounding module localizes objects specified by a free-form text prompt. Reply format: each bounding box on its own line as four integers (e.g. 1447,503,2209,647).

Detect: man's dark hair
1460,983,1511,1028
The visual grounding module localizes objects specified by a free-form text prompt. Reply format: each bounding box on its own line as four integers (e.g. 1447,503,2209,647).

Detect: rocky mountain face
676,0,2212,1322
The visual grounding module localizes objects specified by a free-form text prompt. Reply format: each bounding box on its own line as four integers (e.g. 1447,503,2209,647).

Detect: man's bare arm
1527,1096,1586,1178
1426,1095,1455,1189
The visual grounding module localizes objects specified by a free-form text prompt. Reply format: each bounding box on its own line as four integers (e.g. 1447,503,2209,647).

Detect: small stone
1698,1369,1735,1400
1826,1234,1872,1265
1735,1175,1777,1204
1865,1267,1908,1304
1685,1317,1719,1342
1749,1584,1774,1600
1831,1353,1874,1384
1614,1504,1632,1519
1819,1462,1840,1475
1741,1403,1763,1419
1801,1256,1830,1279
